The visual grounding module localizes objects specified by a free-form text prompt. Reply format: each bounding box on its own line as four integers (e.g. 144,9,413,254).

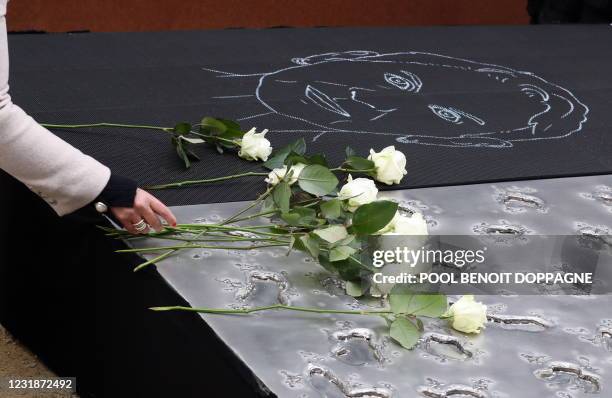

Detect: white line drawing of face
206,51,589,148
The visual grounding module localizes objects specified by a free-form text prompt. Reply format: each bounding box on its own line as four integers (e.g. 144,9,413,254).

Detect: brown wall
6,0,529,32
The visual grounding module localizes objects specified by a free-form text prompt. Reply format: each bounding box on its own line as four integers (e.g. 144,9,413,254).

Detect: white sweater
0,0,110,216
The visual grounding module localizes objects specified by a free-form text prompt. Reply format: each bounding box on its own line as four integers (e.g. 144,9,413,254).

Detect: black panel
7,26,612,205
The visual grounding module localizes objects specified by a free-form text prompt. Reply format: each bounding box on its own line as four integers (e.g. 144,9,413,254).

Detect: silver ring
133,219,148,232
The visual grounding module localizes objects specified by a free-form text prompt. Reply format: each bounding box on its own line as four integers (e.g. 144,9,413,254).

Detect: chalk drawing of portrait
207,51,588,148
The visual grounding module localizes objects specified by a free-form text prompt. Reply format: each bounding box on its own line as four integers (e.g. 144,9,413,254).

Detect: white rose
368,146,407,185
238,128,273,161
445,295,487,334
378,212,428,235
373,212,430,295
264,163,306,186
337,175,378,212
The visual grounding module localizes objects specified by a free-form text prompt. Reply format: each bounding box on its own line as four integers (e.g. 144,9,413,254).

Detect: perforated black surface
8,26,612,205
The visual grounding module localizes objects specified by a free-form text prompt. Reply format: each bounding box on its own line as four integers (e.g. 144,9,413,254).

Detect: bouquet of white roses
47,117,488,350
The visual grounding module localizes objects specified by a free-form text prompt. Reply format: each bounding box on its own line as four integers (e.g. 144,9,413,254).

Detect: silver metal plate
130,175,612,397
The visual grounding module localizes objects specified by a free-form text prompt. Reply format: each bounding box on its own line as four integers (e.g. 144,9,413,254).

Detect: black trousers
0,171,266,398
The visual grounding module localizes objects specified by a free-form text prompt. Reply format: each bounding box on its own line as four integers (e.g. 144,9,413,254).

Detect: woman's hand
110,188,177,234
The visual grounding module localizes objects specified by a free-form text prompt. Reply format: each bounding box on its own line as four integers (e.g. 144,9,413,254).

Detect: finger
129,211,153,235
149,197,177,227
137,203,162,232
126,210,147,234
123,222,139,235
117,210,140,234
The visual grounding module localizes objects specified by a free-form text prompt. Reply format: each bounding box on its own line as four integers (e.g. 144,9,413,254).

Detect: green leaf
335,256,365,281
289,138,307,155
285,153,309,166
200,117,227,135
173,137,191,168
264,154,289,170
298,165,339,196
351,200,398,235
280,206,320,227
219,128,244,140
272,181,291,213
415,317,424,332
330,245,356,262
320,199,342,220
216,118,241,131
307,154,328,167
345,156,375,171
199,117,243,143
291,190,314,203
345,280,364,297
299,234,320,258
313,225,348,243
390,286,447,317
316,252,337,274
173,134,201,165
381,314,394,328
173,122,192,135
264,138,307,169
286,235,299,256
285,153,328,168
260,195,276,215
280,212,301,226
390,317,420,349
411,295,447,318
290,206,317,218
333,234,356,248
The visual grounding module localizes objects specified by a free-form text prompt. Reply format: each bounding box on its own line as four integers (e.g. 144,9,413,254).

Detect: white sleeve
0,0,111,216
